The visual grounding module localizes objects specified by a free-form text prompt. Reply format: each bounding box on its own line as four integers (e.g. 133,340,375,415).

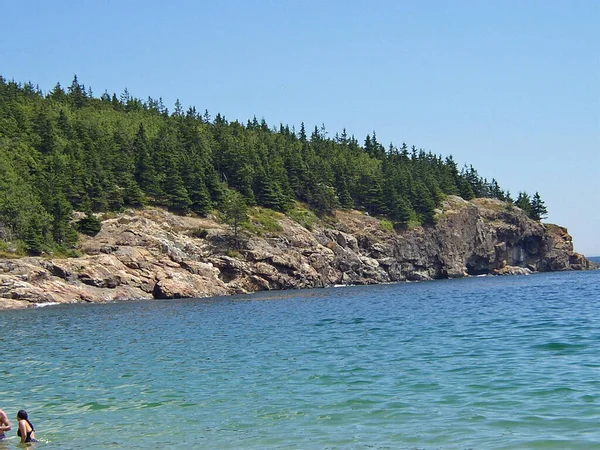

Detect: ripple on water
82,402,113,411
531,342,588,352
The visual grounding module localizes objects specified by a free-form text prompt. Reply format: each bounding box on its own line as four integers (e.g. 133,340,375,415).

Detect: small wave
34,302,60,308
141,402,164,408
528,386,578,397
314,317,366,326
513,438,597,449
532,342,587,351
82,402,112,411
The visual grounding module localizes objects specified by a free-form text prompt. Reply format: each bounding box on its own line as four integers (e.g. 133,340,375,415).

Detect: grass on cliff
0,250,20,259
243,207,284,235
0,239,81,259
381,212,421,232
287,203,319,230
0,240,20,258
380,218,394,232
243,203,322,235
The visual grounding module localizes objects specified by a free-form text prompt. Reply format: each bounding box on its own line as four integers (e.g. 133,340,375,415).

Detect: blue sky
2,0,599,255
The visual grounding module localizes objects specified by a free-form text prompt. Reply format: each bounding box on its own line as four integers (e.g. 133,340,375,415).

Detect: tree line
0,75,547,255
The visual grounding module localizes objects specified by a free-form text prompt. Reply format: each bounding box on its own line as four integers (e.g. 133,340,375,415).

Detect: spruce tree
133,124,162,200
515,192,533,217
76,211,102,236
163,154,191,214
68,74,86,109
221,188,248,249
23,221,45,255
530,192,548,221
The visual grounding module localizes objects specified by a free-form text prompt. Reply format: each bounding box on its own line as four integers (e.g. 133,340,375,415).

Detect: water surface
0,270,598,449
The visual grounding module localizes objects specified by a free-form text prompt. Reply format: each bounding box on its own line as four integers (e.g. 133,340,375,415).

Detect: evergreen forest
0,76,548,255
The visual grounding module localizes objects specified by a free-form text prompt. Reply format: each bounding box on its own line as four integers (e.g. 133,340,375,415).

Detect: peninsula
0,76,593,308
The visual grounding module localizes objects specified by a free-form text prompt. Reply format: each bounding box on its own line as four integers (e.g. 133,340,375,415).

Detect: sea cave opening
466,256,491,276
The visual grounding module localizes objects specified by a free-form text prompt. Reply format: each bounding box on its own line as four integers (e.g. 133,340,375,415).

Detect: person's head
16,410,28,421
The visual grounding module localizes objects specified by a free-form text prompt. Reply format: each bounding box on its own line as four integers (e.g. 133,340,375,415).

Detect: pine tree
163,152,191,214
299,122,307,142
68,74,86,109
34,109,57,154
181,153,213,216
515,192,533,217
173,98,183,117
221,188,248,249
530,192,548,221
357,173,386,215
165,172,192,214
413,180,437,225
133,124,162,199
255,170,285,211
48,82,67,103
122,177,146,207
389,194,413,226
76,211,102,236
23,220,46,255
334,172,353,209
310,183,339,217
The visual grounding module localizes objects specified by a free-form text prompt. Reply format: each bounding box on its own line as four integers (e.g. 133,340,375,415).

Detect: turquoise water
0,270,599,449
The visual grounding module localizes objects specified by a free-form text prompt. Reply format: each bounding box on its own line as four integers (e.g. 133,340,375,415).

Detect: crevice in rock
466,255,491,276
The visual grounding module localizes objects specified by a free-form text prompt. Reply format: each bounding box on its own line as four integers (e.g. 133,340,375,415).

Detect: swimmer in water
16,410,36,443
0,409,11,439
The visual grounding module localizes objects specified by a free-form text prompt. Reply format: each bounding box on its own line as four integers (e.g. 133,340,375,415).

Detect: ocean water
0,270,599,449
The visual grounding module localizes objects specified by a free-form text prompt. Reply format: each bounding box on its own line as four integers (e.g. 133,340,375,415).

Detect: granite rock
0,197,593,309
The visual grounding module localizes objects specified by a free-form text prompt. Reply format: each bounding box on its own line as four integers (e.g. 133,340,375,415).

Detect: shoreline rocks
0,197,595,309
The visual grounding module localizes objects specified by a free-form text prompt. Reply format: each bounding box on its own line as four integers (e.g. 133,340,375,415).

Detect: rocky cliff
0,196,594,309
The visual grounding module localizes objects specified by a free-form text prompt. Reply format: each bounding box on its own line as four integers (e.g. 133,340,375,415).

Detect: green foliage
0,250,20,259
0,240,15,255
221,188,249,248
23,220,46,255
76,212,102,236
247,207,284,233
380,218,394,232
515,192,532,217
0,73,547,255
405,216,422,230
48,248,82,259
287,204,318,230
530,192,548,221
514,191,547,222
311,183,339,217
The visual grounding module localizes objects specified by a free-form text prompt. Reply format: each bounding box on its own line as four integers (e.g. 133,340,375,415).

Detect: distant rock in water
0,196,594,309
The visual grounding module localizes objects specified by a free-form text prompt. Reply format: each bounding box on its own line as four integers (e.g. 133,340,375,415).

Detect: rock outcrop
0,196,594,309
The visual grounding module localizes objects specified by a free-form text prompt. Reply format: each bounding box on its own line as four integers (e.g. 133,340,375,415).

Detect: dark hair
17,410,34,430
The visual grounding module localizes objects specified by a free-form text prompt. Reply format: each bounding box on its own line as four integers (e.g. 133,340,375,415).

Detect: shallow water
0,270,599,449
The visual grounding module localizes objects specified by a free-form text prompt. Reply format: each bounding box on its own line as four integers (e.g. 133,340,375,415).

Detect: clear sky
2,0,599,255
